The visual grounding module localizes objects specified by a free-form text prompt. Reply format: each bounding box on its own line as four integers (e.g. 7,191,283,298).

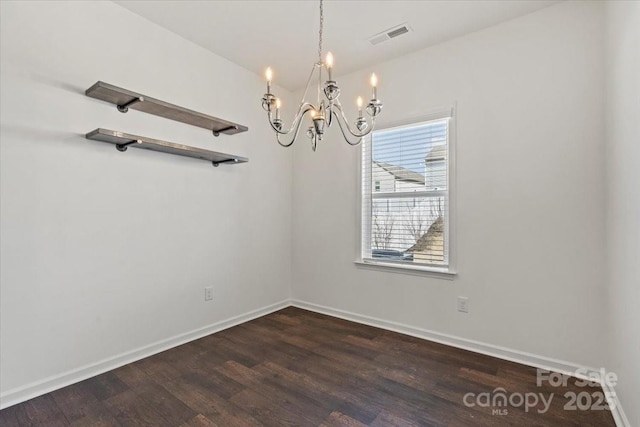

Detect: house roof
425,144,446,162
373,161,425,185
406,216,444,253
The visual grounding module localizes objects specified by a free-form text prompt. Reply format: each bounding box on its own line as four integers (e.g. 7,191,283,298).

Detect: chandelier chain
318,0,324,63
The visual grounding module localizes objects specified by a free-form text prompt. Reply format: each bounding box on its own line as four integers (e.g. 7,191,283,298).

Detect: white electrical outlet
204,287,213,301
457,296,469,313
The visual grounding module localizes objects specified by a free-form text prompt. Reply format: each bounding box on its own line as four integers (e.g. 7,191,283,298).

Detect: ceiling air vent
368,23,412,46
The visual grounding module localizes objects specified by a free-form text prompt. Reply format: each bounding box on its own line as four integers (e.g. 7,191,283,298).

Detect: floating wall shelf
85,81,248,137
86,129,248,167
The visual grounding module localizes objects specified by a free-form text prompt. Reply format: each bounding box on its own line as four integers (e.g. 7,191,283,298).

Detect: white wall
605,2,640,426
0,1,292,404
292,1,607,368
3,0,637,419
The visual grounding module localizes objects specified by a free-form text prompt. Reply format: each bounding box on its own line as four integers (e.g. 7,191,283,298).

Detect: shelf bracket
212,158,240,167
117,97,144,113
213,125,239,137
116,139,142,152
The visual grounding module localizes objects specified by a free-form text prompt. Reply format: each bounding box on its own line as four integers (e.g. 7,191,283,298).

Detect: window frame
355,107,457,279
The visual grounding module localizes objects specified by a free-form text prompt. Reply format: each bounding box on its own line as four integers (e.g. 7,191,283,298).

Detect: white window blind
361,114,452,270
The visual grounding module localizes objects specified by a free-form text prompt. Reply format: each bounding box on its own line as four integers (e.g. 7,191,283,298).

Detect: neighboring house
424,144,446,191
372,161,425,193
370,146,446,260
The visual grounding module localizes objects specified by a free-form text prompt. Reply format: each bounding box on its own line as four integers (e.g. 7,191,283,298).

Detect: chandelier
260,0,383,151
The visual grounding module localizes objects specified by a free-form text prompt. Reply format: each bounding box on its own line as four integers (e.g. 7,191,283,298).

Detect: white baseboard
291,299,629,427
0,299,290,410
601,380,631,427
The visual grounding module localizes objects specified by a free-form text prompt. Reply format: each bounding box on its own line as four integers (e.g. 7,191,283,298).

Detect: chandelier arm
333,102,375,139
268,102,317,135
274,105,316,147
298,63,322,109
333,112,371,146
276,133,296,148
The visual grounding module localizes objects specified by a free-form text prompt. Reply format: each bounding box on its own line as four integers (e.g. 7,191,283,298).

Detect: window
360,110,454,274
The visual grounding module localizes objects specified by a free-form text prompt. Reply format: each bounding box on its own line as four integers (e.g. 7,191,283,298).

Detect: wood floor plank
51,383,120,425
112,363,157,389
162,379,262,427
370,409,422,427
49,384,100,423
229,388,312,426
22,394,70,426
133,358,183,384
103,389,169,427
80,371,130,401
179,413,219,427
0,403,31,427
0,307,616,427
257,359,383,424
319,411,369,427
241,321,322,351
0,394,70,427
134,383,198,425
219,361,332,424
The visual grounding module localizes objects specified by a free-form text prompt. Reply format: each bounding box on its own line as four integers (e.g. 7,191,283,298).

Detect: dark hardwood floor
0,307,615,426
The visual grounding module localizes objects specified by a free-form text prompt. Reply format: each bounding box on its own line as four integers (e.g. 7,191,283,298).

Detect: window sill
354,259,456,280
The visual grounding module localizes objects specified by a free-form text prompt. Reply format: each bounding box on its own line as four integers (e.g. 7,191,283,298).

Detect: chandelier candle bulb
357,96,363,117
275,99,281,120
326,52,334,81
370,73,378,100
265,67,273,93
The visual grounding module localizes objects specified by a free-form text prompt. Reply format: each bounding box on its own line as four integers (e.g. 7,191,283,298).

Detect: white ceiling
114,0,559,91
